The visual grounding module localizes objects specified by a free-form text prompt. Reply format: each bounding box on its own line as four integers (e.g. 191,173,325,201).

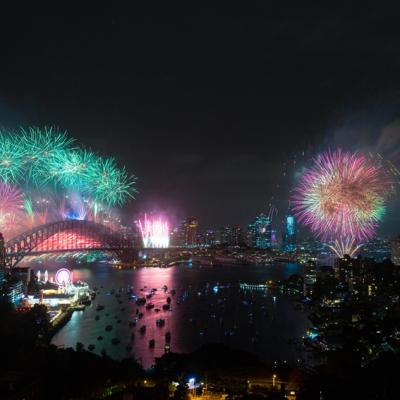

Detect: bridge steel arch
5,220,136,268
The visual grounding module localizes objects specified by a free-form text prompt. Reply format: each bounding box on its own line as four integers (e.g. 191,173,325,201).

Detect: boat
149,339,155,348
139,325,146,334
97,336,103,341
166,297,171,304
162,285,168,291
74,304,85,311
146,303,155,310
88,344,95,351
146,293,153,299
170,289,176,295
105,325,113,331
136,297,146,305
129,320,137,327
162,304,170,310
96,304,105,311
111,338,120,345
156,319,165,327
95,315,100,321
155,308,160,312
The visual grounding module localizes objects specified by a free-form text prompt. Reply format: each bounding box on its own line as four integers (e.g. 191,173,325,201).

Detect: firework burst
292,149,390,257
87,157,137,206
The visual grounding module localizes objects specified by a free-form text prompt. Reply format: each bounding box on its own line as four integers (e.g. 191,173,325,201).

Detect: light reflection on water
49,262,310,368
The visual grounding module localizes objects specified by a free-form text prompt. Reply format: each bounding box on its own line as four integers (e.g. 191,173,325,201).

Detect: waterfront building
11,266,31,292
219,226,243,246
283,214,296,252
247,214,271,249
303,260,317,296
5,279,23,305
390,236,400,265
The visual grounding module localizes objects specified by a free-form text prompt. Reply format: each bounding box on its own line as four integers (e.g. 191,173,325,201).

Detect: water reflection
49,262,310,368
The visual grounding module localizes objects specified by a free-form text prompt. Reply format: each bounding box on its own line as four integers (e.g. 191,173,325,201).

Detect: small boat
165,332,171,342
138,312,144,319
95,315,100,321
162,304,170,310
139,325,146,334
155,308,160,312
129,320,137,327
162,285,168,291
120,308,125,311
146,303,155,310
149,339,155,348
136,297,146,305
166,297,171,304
156,319,165,327
97,336,103,341
105,325,113,331
111,338,120,345
96,304,105,311
170,289,176,295
88,344,95,351
146,294,153,299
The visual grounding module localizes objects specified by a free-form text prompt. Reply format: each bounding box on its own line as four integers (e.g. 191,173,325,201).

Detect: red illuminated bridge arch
5,220,136,268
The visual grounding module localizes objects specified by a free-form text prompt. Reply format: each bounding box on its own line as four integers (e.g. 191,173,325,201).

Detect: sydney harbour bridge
4,219,137,268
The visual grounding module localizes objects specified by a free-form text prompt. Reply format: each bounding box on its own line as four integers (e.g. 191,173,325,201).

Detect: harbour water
50,262,310,368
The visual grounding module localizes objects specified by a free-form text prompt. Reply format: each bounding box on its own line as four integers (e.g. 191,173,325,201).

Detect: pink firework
0,181,24,214
292,149,390,245
0,181,24,238
137,214,170,248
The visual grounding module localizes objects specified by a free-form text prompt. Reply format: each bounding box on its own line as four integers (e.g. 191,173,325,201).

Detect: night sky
0,6,399,235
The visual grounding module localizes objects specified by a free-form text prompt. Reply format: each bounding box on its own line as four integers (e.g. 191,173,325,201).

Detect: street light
272,374,277,387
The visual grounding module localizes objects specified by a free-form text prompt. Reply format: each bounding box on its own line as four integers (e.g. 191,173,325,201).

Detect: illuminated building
303,260,317,296
219,226,243,246
247,214,271,249
204,230,217,246
283,214,296,252
5,279,23,305
11,266,31,292
184,217,198,247
390,236,400,266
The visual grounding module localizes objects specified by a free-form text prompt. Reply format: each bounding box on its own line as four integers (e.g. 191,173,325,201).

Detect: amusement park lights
137,214,170,248
55,268,72,286
292,149,391,257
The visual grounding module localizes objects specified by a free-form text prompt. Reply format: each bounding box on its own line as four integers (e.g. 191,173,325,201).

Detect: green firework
47,149,97,189
0,132,25,182
87,157,137,206
20,126,74,186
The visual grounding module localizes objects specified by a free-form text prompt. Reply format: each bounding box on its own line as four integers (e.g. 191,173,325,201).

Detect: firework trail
292,149,391,257
137,214,170,248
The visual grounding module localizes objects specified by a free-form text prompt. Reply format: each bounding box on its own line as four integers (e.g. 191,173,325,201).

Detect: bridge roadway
4,219,137,268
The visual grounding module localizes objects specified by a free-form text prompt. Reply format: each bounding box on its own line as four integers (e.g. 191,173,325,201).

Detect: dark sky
0,6,399,234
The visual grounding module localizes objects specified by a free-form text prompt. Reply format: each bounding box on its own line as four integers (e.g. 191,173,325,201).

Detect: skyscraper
185,217,198,247
283,214,296,252
247,214,272,249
